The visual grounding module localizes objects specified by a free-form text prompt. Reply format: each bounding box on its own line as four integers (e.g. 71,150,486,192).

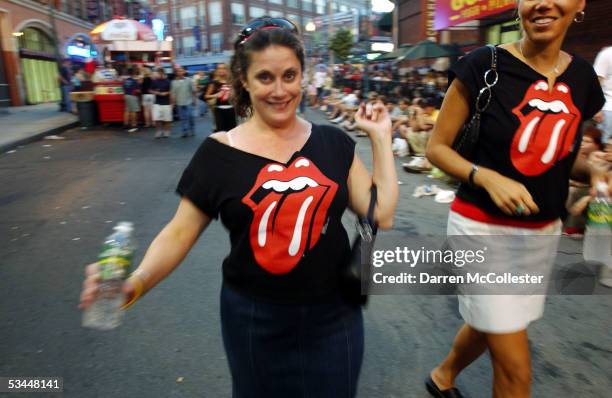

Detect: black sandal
425,376,464,398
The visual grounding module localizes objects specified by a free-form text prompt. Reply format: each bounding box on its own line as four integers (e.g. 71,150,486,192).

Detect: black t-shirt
141,76,152,95
450,46,605,221
176,124,356,302
151,78,171,105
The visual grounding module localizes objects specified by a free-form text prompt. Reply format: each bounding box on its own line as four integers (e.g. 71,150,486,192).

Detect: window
211,32,223,53
340,5,348,12
157,11,168,24
287,14,300,24
287,0,298,8
156,0,167,4
183,36,195,55
302,0,312,12
199,1,206,25
181,6,197,29
269,10,283,18
249,7,265,19
316,0,325,14
201,34,208,51
209,2,222,26
269,0,283,4
231,3,245,25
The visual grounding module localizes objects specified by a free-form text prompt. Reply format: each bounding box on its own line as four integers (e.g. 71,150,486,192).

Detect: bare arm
426,79,539,216
80,197,212,308
349,102,399,229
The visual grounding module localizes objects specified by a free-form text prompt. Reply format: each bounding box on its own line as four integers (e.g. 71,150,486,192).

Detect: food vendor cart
90,18,173,123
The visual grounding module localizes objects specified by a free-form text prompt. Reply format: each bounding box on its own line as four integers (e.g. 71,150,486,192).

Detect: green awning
373,45,412,62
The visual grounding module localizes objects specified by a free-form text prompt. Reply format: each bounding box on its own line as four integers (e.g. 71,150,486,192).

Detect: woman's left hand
354,101,392,142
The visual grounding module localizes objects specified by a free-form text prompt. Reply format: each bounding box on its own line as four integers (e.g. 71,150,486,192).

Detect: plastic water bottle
82,222,135,330
583,182,612,274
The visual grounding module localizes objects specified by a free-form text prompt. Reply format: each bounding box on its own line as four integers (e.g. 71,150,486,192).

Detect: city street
1,110,611,398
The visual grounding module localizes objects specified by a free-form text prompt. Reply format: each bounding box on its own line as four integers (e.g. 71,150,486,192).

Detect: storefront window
19,28,55,55
486,20,520,45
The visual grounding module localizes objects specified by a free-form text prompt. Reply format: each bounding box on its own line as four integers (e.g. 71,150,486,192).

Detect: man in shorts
122,68,141,132
151,68,172,138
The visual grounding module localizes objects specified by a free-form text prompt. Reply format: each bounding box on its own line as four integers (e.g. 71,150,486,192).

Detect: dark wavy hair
230,18,305,118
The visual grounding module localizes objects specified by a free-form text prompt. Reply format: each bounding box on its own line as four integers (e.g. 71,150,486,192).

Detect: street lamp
305,22,316,32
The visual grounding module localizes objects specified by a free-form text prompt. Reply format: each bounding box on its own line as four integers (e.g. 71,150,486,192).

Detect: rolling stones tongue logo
242,157,338,274
511,80,581,176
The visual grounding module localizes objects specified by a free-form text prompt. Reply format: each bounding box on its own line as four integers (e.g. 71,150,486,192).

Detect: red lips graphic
511,80,581,176
242,157,338,274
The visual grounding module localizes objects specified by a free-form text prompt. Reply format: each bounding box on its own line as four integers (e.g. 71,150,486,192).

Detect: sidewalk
0,103,78,153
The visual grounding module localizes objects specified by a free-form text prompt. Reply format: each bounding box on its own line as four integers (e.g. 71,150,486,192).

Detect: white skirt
447,210,562,334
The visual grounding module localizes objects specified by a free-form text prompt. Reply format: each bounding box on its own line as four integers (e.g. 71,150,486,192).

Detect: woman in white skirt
425,1,607,397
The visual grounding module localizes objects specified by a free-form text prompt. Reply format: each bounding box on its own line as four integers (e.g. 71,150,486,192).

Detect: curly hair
230,21,305,118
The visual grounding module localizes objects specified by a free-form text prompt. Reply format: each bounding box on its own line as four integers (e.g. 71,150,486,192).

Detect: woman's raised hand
354,101,392,142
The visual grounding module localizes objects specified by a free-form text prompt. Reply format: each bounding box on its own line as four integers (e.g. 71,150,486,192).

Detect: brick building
396,0,612,63
0,0,140,107
147,0,368,69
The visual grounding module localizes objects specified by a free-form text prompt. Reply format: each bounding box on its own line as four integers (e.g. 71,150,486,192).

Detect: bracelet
468,164,479,188
121,269,149,310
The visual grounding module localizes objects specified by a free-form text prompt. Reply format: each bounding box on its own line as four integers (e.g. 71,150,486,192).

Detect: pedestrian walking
425,1,607,397
151,68,172,138
141,67,155,128
58,59,73,113
594,45,612,143
122,68,141,133
205,63,237,132
79,16,398,398
171,66,196,137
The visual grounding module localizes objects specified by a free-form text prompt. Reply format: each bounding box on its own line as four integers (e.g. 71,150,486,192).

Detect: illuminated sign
67,45,91,58
152,19,165,41
434,0,516,30
424,0,436,39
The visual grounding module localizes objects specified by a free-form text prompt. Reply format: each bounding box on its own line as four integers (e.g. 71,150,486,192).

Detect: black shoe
425,377,464,398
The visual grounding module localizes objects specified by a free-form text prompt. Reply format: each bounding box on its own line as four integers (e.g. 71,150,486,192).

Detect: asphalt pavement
0,109,610,398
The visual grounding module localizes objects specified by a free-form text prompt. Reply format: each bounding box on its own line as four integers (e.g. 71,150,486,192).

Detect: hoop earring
574,11,585,23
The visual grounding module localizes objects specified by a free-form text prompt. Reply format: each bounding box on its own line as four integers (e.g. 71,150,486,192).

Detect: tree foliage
329,29,353,62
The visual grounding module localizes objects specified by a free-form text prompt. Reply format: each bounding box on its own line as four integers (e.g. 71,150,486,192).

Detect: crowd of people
60,60,238,138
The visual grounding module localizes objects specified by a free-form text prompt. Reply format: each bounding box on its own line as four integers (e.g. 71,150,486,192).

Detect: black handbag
341,185,378,306
452,44,499,160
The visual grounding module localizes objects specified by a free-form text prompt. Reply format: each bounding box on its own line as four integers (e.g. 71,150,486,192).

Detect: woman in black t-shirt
205,63,237,132
80,17,398,398
425,1,607,398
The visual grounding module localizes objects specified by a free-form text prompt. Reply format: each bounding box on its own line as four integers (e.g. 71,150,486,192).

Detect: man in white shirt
594,46,612,142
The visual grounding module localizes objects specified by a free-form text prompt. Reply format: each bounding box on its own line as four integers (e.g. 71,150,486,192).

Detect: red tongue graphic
242,157,338,274
510,81,580,176
511,111,576,176
249,186,327,274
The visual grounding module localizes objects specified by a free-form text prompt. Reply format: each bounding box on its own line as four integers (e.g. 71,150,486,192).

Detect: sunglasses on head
237,17,299,47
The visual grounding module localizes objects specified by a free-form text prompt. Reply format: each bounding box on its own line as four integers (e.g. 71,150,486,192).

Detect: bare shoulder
209,132,229,145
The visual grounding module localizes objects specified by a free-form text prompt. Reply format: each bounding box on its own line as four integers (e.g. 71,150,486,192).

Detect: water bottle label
586,203,612,226
98,256,131,280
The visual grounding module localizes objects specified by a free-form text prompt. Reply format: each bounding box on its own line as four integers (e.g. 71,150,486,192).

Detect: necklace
518,40,561,75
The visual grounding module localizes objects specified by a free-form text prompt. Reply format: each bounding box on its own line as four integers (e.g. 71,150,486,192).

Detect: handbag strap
363,185,378,236
473,45,499,116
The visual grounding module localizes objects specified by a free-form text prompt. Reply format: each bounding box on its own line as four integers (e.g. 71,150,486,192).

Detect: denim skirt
220,283,364,398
